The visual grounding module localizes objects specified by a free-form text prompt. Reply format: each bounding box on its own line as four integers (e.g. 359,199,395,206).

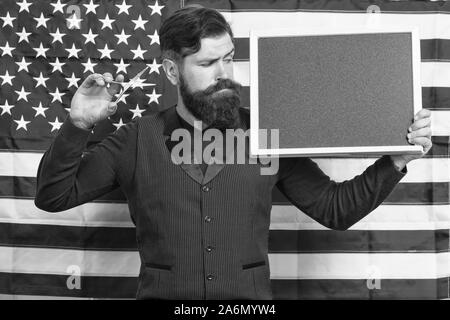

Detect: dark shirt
34,106,406,299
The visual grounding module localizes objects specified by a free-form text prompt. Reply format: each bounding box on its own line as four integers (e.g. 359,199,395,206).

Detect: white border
249,26,423,157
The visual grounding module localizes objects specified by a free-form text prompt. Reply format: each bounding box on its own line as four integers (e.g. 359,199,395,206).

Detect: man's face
179,33,242,130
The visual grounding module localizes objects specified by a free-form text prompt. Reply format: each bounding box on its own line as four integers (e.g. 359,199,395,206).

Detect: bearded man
35,6,432,300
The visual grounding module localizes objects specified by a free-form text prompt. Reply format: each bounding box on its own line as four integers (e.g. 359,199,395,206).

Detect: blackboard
249,27,423,157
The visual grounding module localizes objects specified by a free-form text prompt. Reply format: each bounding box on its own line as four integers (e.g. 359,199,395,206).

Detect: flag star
14,115,31,131
66,73,80,88
146,88,161,104
1,12,16,28
116,0,132,15
33,72,49,88
17,57,31,72
148,30,160,46
149,0,165,16
0,100,14,116
16,27,32,43
50,57,65,73
34,13,50,29
15,86,31,102
114,58,130,73
66,43,82,58
131,78,154,89
0,42,15,57
131,44,146,60
17,0,32,12
129,104,145,119
132,15,147,30
50,0,66,14
82,29,97,44
49,87,65,103
0,70,14,86
49,117,63,132
32,102,48,117
67,13,82,29
82,58,96,73
115,29,131,45
98,43,114,59
84,0,99,14
112,118,125,130
49,28,65,44
99,14,115,30
33,43,50,58
148,59,162,75
114,92,129,103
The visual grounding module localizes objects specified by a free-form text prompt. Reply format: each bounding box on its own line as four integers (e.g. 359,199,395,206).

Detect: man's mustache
201,79,242,96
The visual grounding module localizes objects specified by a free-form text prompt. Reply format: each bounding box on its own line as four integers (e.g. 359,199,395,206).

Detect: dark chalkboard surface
249,28,423,156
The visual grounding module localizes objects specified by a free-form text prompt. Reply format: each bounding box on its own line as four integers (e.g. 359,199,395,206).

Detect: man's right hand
69,72,124,130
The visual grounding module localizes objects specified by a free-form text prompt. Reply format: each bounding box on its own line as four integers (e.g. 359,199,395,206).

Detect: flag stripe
234,38,450,62
1,272,447,299
0,199,448,231
0,247,447,279
0,223,447,253
1,177,449,204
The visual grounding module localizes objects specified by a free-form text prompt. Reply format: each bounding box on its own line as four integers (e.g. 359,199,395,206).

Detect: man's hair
160,6,233,63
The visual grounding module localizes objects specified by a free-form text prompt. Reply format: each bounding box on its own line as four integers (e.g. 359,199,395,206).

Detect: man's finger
407,127,432,141
103,72,113,83
81,73,103,89
409,136,432,150
106,101,118,116
414,108,431,120
409,117,431,132
107,74,124,97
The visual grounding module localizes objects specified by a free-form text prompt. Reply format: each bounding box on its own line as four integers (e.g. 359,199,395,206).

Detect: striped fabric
0,0,449,299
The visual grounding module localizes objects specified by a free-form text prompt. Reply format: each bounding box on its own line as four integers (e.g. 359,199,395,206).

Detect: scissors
110,65,152,103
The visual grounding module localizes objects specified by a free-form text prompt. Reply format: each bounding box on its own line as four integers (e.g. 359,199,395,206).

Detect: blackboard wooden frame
249,26,423,157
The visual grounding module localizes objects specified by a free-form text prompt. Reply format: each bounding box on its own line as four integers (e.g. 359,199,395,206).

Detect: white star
0,12,16,28
66,73,80,88
149,0,164,16
114,92,129,103
16,27,31,43
146,88,161,104
33,43,49,58
17,0,32,12
34,13,50,29
112,118,125,130
131,78,154,89
148,29,160,46
49,117,63,132
82,29,97,44
66,43,82,58
116,0,132,15
33,72,49,88
14,116,31,131
148,59,162,75
0,70,14,86
49,87,65,103
50,0,66,14
129,104,145,119
50,57,65,73
115,29,131,45
131,44,146,60
49,28,65,44
132,15,147,30
0,100,14,116
82,58,96,73
15,87,31,102
16,57,31,72
114,58,130,74
84,0,99,14
98,44,113,59
99,14,115,30
67,13,82,29
0,42,15,57
32,102,48,117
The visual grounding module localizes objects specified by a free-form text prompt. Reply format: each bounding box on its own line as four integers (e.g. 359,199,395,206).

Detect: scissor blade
114,66,150,102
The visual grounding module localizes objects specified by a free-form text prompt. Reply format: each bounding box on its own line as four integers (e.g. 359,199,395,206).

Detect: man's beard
179,74,242,130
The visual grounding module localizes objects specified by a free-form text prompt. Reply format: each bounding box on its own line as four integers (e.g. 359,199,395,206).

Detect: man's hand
390,109,432,171
69,72,124,130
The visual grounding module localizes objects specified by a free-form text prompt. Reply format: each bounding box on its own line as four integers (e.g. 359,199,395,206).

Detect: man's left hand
390,109,432,171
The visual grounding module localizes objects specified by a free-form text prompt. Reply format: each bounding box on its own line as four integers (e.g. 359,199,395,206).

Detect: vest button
205,246,214,252
206,274,214,281
204,216,212,223
201,186,210,192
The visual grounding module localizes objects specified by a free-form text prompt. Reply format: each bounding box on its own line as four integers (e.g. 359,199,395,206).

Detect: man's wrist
68,114,94,131
389,155,408,172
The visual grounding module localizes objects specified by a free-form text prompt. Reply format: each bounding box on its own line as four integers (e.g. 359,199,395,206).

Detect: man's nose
215,61,229,81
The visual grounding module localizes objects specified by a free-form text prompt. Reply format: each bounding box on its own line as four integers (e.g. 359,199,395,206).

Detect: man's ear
162,58,180,86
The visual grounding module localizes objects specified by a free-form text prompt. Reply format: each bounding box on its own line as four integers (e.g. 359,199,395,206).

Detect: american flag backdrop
0,0,449,299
